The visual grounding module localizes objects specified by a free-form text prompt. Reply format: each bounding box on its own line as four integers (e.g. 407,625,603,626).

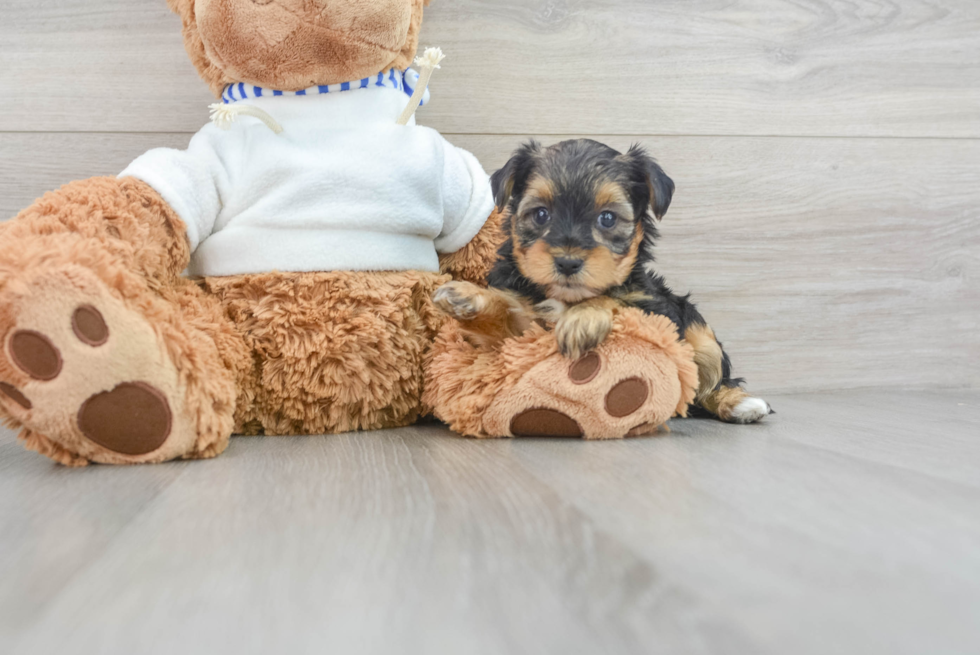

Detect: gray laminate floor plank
1,389,978,654
0,436,191,653
4,428,755,655
506,390,980,655
747,390,980,487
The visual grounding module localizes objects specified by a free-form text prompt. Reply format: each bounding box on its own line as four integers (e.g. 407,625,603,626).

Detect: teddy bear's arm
119,129,229,252
433,143,496,256
438,208,507,285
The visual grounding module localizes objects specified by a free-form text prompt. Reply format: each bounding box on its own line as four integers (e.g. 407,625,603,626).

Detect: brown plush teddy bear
0,0,505,466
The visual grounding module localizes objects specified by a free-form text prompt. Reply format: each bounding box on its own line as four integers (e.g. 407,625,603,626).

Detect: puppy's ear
489,166,514,210
622,145,675,221
491,140,541,211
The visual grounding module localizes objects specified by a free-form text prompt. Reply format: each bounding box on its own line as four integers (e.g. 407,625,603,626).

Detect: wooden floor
1,389,978,655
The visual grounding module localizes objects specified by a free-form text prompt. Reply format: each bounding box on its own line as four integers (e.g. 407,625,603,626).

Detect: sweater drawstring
396,47,445,126
209,103,284,134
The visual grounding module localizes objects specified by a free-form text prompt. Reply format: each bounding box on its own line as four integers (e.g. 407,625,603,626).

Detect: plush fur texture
204,270,449,436
2,177,191,285
0,178,247,465
424,308,698,439
438,208,507,286
168,0,432,96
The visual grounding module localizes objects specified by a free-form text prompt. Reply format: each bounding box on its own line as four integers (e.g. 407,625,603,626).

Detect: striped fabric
222,68,430,106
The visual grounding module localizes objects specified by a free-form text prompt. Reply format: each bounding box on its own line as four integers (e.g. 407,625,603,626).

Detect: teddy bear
0,0,506,466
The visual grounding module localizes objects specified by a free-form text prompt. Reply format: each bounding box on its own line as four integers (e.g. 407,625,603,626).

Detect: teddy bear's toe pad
511,408,583,438
78,382,173,455
72,305,109,346
605,378,649,417
569,352,601,384
0,382,32,409
9,330,63,380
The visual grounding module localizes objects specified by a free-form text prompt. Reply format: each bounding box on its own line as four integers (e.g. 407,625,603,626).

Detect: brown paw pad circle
8,330,62,380
78,382,172,455
569,352,601,384
0,382,32,409
72,305,109,346
605,377,649,418
511,408,583,438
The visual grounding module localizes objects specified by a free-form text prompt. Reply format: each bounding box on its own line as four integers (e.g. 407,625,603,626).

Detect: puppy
434,139,771,424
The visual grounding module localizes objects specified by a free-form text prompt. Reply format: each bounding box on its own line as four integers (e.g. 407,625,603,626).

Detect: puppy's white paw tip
730,397,771,424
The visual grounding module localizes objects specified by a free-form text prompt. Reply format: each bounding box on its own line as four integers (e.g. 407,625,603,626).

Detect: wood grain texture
1,0,978,136
0,436,189,653
3,132,977,392
2,389,979,655
1,427,760,655
507,389,980,655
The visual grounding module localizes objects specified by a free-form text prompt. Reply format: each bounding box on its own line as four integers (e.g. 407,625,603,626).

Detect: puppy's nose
554,257,584,277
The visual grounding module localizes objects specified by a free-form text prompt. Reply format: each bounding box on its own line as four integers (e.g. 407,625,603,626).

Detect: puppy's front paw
433,281,486,321
533,299,567,324
555,305,614,359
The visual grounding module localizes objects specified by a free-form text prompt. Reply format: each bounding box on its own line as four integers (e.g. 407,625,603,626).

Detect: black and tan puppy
434,139,771,424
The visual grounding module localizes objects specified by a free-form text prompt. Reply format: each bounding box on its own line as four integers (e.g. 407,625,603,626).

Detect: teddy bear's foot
483,344,691,440
0,264,235,465
425,309,701,440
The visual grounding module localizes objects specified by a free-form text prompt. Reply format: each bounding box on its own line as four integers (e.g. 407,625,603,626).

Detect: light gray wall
2,0,978,392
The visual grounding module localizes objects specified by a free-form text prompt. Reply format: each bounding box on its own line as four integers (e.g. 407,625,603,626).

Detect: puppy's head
492,139,674,303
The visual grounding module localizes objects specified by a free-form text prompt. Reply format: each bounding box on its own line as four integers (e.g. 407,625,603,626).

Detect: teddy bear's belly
203,268,450,436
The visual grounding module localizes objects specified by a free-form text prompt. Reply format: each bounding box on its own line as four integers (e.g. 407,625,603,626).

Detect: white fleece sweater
120,70,494,277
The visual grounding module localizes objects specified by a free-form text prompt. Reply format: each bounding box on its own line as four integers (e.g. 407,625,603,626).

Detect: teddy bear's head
168,0,431,96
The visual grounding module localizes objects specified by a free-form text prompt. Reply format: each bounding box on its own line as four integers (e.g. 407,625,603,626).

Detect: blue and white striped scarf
221,68,430,106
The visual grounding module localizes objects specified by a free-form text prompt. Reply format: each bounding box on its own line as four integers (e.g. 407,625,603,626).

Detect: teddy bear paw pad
510,408,583,438
568,352,601,384
0,269,199,464
71,304,109,346
78,382,172,455
9,330,63,380
604,377,649,418
0,382,32,409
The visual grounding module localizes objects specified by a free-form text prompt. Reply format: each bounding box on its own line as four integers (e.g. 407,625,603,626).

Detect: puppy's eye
597,211,617,229
532,208,551,226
